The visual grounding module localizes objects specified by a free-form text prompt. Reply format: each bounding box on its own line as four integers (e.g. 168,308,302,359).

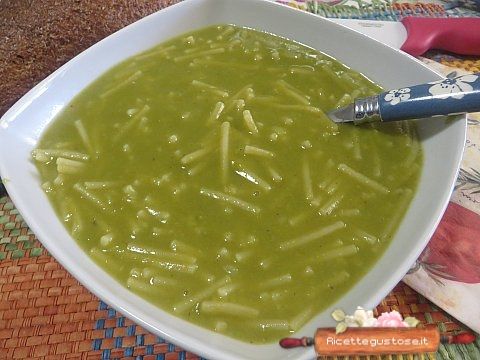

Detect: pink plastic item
279,337,313,348
400,17,480,56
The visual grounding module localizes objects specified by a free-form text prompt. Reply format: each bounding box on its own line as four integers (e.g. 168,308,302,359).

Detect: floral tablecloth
403,60,480,334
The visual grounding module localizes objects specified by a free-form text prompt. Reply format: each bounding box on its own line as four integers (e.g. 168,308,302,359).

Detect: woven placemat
1,195,479,359
0,0,180,118
280,0,480,21
436,56,480,73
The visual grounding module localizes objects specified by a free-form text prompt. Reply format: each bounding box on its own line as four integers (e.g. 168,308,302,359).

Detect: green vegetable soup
33,25,422,343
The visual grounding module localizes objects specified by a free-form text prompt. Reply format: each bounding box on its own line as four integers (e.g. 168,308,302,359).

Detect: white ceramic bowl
0,1,465,359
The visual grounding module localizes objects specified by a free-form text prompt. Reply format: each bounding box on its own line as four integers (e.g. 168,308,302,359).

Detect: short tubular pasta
242,110,259,134
174,47,225,62
259,274,292,289
33,149,89,161
276,79,310,105
100,70,142,98
312,244,358,262
181,146,212,165
200,188,260,214
302,156,313,201
200,301,259,318
234,167,272,192
73,183,106,209
174,276,230,313
207,101,225,123
192,80,229,98
337,163,390,194
244,145,274,158
220,121,230,184
279,221,346,250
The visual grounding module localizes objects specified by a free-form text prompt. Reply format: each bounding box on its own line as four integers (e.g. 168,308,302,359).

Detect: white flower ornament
353,307,378,327
428,74,478,99
343,307,378,327
384,87,411,105
332,306,419,334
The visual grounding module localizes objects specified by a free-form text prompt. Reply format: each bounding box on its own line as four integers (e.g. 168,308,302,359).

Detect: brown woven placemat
0,200,201,360
0,0,179,118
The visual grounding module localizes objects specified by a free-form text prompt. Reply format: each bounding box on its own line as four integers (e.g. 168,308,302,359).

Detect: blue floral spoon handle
328,73,480,124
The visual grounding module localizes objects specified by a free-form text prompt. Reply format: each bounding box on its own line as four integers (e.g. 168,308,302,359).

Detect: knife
330,17,480,56
328,72,480,124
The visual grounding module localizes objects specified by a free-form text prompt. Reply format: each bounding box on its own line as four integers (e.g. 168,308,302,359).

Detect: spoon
328,72,480,124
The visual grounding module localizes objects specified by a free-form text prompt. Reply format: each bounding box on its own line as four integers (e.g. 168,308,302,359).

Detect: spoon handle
377,73,480,122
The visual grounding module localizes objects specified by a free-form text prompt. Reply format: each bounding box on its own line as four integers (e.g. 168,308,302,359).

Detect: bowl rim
0,0,466,359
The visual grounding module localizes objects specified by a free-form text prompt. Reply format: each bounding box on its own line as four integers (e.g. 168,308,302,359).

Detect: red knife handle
400,17,480,56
